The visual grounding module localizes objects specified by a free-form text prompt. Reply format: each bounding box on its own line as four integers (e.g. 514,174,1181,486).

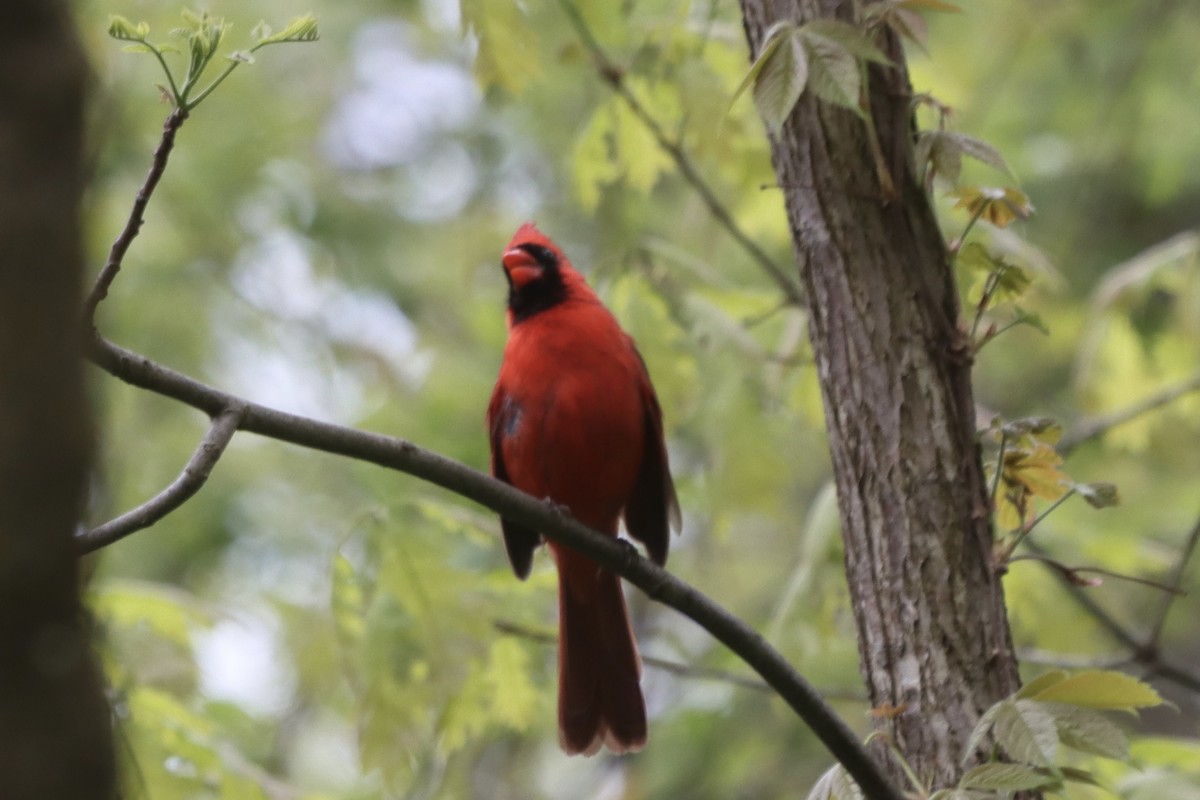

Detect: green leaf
752,29,809,133
1057,766,1106,788
942,131,1013,176
730,21,792,110
886,8,930,51
958,241,1003,273
1074,482,1121,509
959,763,1062,792
331,553,368,649
255,14,319,45
108,15,147,42
914,131,937,178
1012,306,1050,335
571,104,621,211
1046,703,1130,760
801,19,892,65
1027,669,1163,710
90,580,210,650
930,131,963,185
953,185,1034,227
807,764,864,800
1017,670,1070,699
800,31,863,115
461,0,541,93
963,700,1003,763
121,43,155,54
991,699,1060,766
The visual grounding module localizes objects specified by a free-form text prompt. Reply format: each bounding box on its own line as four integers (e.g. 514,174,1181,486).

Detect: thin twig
1024,538,1200,697
78,405,244,553
555,0,806,309
1059,371,1200,456
494,618,867,700
85,333,901,800
1008,553,1187,596
1023,540,1141,652
1145,512,1200,651
83,107,189,326
1152,661,1200,696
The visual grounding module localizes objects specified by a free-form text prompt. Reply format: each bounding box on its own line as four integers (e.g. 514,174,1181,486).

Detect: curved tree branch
78,404,244,553
84,331,903,798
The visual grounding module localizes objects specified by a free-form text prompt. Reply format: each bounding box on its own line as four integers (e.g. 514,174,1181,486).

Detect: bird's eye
524,245,557,269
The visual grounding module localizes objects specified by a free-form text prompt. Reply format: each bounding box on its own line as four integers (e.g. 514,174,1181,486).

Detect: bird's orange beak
503,248,542,288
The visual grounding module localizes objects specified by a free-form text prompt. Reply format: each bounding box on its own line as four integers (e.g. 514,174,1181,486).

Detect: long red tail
554,546,646,755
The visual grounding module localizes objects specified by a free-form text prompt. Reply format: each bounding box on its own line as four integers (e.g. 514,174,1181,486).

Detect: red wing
622,350,679,566
488,386,542,579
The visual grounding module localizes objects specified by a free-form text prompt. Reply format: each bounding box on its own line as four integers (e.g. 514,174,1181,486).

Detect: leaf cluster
108,8,318,109
810,670,1165,799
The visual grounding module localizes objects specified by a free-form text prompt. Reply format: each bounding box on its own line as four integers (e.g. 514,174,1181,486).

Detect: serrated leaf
752,30,808,132
1002,441,1069,502
888,8,929,51
1046,703,1130,760
807,764,864,800
121,43,154,54
960,763,1062,792
963,701,1003,763
256,13,319,45
1075,482,1121,509
992,699,1060,766
800,33,863,115
1018,670,1070,699
1028,670,1163,710
942,131,1012,176
730,21,792,110
108,15,145,41
801,19,892,65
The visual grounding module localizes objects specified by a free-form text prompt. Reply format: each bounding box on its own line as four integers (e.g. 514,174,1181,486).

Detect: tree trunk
0,3,116,798
738,0,1022,789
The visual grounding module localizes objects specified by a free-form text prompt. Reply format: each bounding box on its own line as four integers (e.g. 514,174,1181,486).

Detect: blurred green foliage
76,1,1200,797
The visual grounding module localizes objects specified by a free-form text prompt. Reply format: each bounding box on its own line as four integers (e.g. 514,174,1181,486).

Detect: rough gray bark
0,2,116,797
738,0,1022,789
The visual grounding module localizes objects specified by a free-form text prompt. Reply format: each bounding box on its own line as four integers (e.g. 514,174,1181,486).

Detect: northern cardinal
487,222,679,755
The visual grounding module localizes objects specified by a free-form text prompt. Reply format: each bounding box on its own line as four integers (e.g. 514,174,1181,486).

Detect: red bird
487,222,679,755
